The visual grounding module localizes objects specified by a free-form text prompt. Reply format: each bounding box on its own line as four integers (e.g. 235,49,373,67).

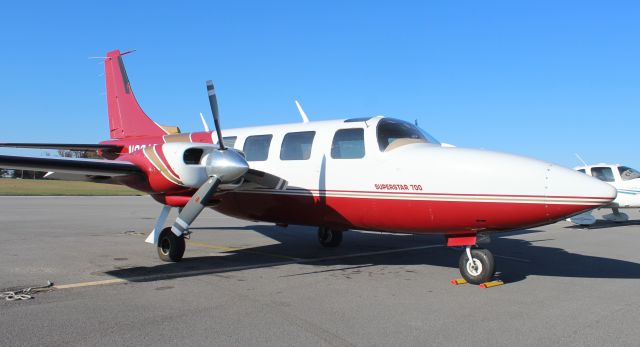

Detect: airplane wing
0,154,286,189
0,143,122,152
0,155,142,177
243,169,288,190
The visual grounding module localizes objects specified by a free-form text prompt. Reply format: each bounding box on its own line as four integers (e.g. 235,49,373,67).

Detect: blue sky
0,1,638,169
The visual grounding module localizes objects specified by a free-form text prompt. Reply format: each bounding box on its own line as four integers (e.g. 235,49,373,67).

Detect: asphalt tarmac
1,196,639,346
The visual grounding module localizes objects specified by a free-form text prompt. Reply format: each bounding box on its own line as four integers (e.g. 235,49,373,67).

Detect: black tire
458,248,495,285
157,227,185,262
318,227,343,247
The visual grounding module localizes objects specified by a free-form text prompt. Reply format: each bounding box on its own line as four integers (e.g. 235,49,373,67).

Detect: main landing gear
157,227,185,262
458,246,495,284
317,227,343,247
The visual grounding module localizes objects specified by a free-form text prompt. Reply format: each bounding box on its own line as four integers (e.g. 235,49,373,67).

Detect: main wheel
458,248,495,285
157,227,185,262
318,227,343,247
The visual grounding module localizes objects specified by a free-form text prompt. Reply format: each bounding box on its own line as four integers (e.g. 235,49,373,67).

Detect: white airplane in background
0,50,617,284
568,164,640,225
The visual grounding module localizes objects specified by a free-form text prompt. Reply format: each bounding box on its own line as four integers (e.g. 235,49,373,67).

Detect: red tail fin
105,50,179,139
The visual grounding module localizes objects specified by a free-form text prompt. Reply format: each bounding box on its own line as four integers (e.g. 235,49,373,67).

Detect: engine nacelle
118,142,248,194
162,142,219,188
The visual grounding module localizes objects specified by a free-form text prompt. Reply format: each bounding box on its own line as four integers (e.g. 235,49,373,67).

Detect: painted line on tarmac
52,244,443,290
54,278,127,289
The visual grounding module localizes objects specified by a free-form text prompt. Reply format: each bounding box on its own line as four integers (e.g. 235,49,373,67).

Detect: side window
591,167,615,182
331,128,365,159
223,136,237,149
577,169,586,174
243,135,273,161
618,166,640,181
280,131,315,160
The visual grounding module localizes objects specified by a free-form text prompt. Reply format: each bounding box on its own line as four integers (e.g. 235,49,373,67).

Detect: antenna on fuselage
295,100,310,123
575,153,588,166
199,112,210,132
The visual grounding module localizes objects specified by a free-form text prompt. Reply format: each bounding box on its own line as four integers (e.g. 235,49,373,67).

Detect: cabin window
577,169,586,174
243,135,273,161
376,118,439,152
618,166,640,181
223,136,237,149
331,128,365,159
591,167,615,182
280,131,315,160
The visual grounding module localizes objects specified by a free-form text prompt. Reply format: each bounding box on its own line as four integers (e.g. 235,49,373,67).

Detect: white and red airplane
568,163,640,225
0,50,617,284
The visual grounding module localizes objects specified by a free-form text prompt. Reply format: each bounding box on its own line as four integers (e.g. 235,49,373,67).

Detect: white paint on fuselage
207,116,614,205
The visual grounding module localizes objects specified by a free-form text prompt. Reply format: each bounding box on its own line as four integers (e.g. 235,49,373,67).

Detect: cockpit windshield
619,166,640,181
376,118,440,151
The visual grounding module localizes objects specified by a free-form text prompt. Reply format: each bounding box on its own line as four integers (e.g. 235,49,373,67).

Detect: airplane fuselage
102,116,615,236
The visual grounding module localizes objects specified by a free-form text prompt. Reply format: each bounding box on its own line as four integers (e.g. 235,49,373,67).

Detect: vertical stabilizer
105,50,175,139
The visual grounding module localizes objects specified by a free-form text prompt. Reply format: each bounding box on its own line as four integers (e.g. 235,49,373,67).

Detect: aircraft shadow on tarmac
106,225,640,284
564,219,640,230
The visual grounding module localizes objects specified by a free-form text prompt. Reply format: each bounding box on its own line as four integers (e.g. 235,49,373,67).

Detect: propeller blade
245,169,288,190
171,176,221,236
206,80,225,150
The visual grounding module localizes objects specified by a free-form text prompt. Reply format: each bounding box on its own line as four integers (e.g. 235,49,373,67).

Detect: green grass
0,178,144,196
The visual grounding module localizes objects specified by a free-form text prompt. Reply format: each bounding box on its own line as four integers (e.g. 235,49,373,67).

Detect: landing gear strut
458,246,495,284
157,227,185,262
318,227,343,247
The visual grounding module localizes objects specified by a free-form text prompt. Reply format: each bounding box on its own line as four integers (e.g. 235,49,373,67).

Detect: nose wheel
318,227,343,247
157,227,186,262
459,247,495,284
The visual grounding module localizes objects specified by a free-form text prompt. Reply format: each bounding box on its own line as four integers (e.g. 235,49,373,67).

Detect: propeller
206,80,225,150
170,81,249,237
171,176,221,236
166,80,290,240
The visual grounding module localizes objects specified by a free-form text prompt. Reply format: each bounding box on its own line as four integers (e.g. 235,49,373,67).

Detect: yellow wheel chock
450,278,504,288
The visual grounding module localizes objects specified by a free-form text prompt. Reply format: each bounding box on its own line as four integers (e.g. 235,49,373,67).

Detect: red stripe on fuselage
286,188,612,201
213,192,592,234
190,131,215,144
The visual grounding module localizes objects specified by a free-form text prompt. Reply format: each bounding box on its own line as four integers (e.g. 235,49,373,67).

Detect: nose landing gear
448,234,496,285
458,246,495,285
